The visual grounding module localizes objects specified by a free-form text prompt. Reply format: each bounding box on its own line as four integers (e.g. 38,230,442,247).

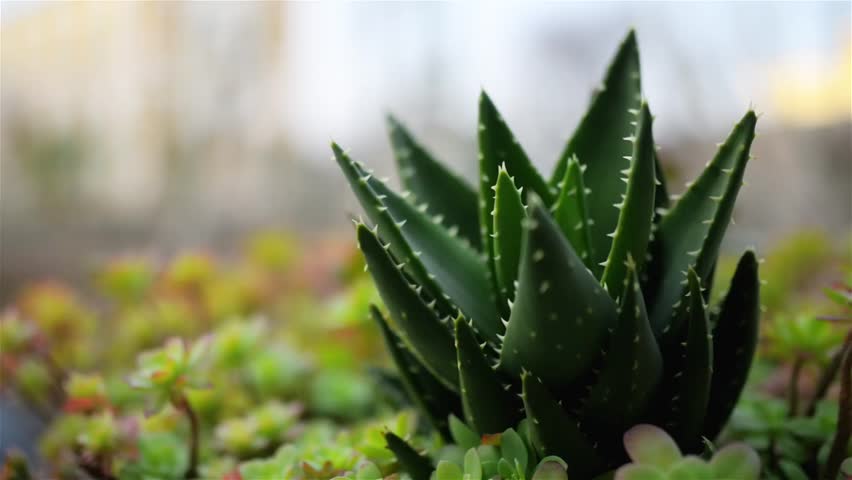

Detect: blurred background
1,1,850,300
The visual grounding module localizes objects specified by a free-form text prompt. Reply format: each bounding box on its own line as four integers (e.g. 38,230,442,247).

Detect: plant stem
787,354,805,417
822,330,851,480
805,345,844,417
175,394,200,479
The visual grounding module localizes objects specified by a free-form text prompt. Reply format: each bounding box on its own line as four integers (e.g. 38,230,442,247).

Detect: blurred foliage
1,229,850,479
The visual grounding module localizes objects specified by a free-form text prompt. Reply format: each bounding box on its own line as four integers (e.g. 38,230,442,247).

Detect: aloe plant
334,30,760,477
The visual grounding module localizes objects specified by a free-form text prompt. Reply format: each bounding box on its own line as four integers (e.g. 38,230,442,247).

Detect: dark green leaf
521,372,608,477
493,166,527,306
372,306,462,438
336,144,502,343
601,102,656,302
385,432,433,480
500,194,618,386
644,111,757,337
357,224,459,390
550,30,643,268
551,155,595,273
455,317,523,435
387,115,481,248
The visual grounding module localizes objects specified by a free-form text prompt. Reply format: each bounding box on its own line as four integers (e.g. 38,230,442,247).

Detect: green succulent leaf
371,306,461,437
551,30,643,268
614,464,666,480
622,424,682,468
531,460,569,480
455,317,523,435
336,144,501,343
665,456,712,479
644,111,757,337
384,432,433,480
702,251,760,441
581,261,662,433
601,102,657,302
493,165,527,307
356,224,459,390
449,414,480,451
387,115,481,249
464,448,484,480
551,155,595,273
478,91,554,302
709,444,760,479
654,269,713,448
501,428,529,477
501,194,618,385
436,460,464,480
521,372,607,477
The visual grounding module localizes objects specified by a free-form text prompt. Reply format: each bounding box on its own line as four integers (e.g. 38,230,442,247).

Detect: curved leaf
387,115,480,248
336,144,501,343
702,251,759,440
551,155,595,272
357,224,459,390
601,102,656,302
493,166,527,305
581,262,662,433
455,317,523,435
521,372,607,477
372,306,461,438
644,111,757,337
551,30,643,268
500,194,618,385
384,432,433,480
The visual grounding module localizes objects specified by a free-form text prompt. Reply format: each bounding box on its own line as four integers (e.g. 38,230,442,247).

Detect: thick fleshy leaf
531,460,569,480
551,156,595,272
601,102,656,302
384,432,433,480
551,30,643,268
709,444,761,479
449,415,479,451
464,448,483,480
372,306,461,438
455,317,522,435
581,263,662,433
500,194,618,385
356,224,458,390
336,144,501,342
702,251,759,440
654,269,713,448
666,457,712,479
478,92,554,302
613,464,666,480
644,111,757,337
387,115,481,248
435,460,464,480
521,373,607,477
622,424,681,468
493,166,526,305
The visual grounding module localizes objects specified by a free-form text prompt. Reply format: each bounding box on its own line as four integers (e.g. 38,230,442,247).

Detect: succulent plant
333,30,761,476
614,424,760,480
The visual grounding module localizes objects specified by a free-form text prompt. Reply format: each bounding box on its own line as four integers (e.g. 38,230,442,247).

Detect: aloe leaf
478,92,554,301
601,103,656,302
336,144,502,343
654,269,713,448
702,251,760,440
500,194,618,385
387,115,481,249
521,372,607,477
550,30,643,268
652,153,670,226
455,317,523,435
551,155,595,272
644,111,757,337
384,432,433,480
493,166,526,305
356,224,459,390
371,306,461,438
581,261,662,433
